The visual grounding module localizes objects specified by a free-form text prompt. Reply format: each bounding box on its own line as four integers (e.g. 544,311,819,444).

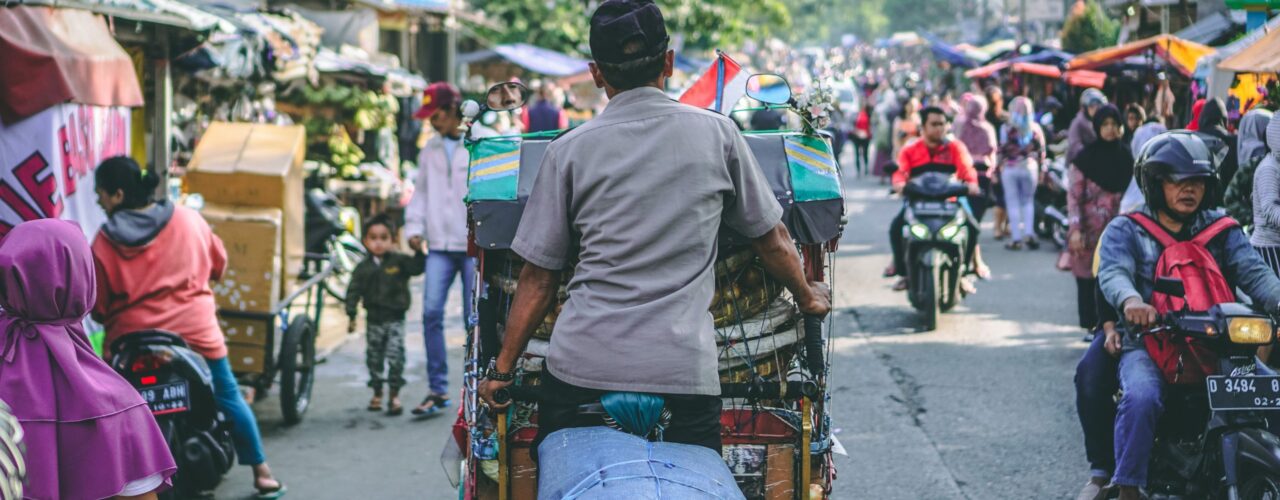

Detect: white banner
0,104,131,240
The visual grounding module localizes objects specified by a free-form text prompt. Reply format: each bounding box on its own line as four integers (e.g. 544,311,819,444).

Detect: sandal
1025,238,1041,250
387,397,403,416
1005,241,1023,251
411,394,451,417
255,478,287,500
891,278,909,292
882,263,896,278
367,395,383,412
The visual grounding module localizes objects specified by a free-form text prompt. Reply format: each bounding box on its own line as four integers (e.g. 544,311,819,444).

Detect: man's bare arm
751,222,831,315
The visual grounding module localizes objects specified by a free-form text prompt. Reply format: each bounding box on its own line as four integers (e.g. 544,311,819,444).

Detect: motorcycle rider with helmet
887,106,986,292
1094,131,1280,500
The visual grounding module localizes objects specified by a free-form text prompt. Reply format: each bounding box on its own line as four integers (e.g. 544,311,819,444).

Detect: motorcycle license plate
139,381,191,415
1205,376,1280,411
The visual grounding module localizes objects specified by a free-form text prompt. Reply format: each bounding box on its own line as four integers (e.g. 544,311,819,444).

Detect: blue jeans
423,251,475,396
1114,349,1165,487
207,356,267,466
1075,331,1118,479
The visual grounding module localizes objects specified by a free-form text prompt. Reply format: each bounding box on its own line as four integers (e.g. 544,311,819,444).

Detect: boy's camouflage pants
366,320,406,391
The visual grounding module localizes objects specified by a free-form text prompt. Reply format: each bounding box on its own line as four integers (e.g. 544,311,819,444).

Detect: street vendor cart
186,122,331,424
453,77,845,499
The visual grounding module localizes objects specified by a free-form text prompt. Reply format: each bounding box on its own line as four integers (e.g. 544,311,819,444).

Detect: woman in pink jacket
90,157,284,498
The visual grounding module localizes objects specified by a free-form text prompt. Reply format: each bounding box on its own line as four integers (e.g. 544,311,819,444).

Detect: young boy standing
346,214,425,415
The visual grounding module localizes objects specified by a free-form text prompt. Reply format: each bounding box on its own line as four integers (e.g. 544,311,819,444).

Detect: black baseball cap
589,0,669,65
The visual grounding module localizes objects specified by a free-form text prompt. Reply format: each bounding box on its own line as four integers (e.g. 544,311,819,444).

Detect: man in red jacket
887,106,986,291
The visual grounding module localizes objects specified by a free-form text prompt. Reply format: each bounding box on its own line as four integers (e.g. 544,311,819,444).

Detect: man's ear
589,62,607,90
662,50,675,79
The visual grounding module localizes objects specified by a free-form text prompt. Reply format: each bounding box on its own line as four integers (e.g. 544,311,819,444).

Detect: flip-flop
367,397,383,412
255,483,287,500
411,395,451,417
387,400,404,416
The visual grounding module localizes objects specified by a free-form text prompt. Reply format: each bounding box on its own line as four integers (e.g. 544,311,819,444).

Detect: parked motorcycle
1131,277,1280,499
901,170,972,331
109,331,235,499
305,187,365,301
1034,154,1069,249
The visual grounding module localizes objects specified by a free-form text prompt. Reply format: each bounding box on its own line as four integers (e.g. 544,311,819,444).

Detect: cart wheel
278,316,316,425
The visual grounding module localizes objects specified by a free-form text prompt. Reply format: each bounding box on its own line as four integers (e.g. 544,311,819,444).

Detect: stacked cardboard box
186,122,306,374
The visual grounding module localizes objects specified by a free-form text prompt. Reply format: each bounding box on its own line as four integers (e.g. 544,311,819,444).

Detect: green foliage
1060,0,1119,54
469,0,790,55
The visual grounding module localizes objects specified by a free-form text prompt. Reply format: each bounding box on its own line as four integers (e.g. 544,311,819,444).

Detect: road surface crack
846,306,973,500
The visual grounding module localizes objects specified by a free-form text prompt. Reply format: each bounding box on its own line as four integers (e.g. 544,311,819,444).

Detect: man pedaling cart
476,0,831,458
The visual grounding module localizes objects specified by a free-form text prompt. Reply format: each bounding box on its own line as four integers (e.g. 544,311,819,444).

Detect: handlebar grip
493,388,511,405
492,385,540,405
804,314,826,374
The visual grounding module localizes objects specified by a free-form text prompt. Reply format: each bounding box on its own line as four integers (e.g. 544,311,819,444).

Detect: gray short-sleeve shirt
510,87,783,396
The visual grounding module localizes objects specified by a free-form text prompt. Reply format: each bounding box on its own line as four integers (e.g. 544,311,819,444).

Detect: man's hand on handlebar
479,377,513,411
799,282,832,316
892,182,905,194
1123,297,1159,329
967,182,980,197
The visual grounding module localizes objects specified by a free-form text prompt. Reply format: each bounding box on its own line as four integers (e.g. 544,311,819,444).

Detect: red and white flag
678,51,747,115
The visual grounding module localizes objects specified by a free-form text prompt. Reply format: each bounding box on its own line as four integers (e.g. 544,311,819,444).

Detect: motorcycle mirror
486,82,529,112
1155,277,1186,299
461,100,481,120
746,74,792,106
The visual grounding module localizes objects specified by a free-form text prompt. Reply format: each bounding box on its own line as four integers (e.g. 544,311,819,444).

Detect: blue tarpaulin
458,43,589,77
920,32,979,68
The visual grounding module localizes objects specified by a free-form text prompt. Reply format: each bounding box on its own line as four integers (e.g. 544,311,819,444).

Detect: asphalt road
216,173,1089,500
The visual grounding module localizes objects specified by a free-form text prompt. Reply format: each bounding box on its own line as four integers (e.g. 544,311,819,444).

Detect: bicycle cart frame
219,255,333,425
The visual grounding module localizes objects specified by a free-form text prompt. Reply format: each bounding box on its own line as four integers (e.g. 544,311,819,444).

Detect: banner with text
0,104,131,240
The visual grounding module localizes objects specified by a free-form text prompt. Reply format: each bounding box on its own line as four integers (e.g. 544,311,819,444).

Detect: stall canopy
1174,11,1244,46
1218,23,1280,73
1065,70,1108,89
0,6,144,124
458,44,589,77
965,61,1062,79
1196,14,1280,102
921,32,981,68
1067,34,1214,77
13,0,234,32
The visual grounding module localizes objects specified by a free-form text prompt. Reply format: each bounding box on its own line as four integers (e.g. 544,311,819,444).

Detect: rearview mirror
746,74,792,105
487,82,529,112
1155,277,1186,299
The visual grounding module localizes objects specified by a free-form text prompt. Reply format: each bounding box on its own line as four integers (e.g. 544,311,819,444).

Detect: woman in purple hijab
0,219,175,499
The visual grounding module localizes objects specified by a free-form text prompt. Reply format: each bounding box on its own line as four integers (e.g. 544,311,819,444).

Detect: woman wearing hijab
0,219,176,499
1196,98,1239,199
1068,88,1107,164
1068,104,1131,335
870,87,899,183
998,96,1047,250
1226,108,1272,226
89,157,285,498
1122,103,1145,147
1251,111,1280,277
956,93,999,222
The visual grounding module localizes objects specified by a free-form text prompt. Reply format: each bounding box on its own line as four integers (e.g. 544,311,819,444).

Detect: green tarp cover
466,139,521,202
784,135,842,202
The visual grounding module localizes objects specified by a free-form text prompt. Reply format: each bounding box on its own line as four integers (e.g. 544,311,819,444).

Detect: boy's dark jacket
345,251,426,323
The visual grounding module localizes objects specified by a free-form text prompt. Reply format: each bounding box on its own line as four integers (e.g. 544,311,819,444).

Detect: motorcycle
901,170,972,331
304,186,365,301
1131,277,1280,499
109,331,235,499
1034,154,1069,249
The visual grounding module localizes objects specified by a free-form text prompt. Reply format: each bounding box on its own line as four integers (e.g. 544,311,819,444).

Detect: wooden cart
218,256,333,425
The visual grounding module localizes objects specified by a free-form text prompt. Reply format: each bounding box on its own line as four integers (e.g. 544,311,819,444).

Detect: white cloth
116,472,165,497
1120,178,1144,214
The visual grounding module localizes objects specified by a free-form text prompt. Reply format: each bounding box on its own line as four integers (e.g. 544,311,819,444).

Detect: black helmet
1134,130,1218,212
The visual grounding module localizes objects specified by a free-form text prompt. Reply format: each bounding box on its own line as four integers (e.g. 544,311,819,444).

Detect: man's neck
604,80,665,99
1156,209,1186,234
924,138,945,148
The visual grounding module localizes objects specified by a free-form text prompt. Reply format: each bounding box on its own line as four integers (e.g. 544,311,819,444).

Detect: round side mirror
487,82,529,112
746,74,792,105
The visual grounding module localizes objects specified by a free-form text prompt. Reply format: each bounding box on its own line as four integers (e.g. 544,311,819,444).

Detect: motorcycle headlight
909,223,929,239
939,222,963,241
1227,317,1275,345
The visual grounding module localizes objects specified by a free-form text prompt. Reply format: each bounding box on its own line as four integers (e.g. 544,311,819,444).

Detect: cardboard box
227,341,268,374
764,444,796,500
203,204,283,313
186,122,306,289
218,314,272,347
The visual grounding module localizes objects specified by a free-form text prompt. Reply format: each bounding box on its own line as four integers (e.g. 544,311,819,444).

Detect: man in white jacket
403,82,493,415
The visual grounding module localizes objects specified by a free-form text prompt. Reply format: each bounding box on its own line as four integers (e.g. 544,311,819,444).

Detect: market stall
0,6,142,240
1214,22,1280,112
1195,14,1280,110
1069,34,1214,124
